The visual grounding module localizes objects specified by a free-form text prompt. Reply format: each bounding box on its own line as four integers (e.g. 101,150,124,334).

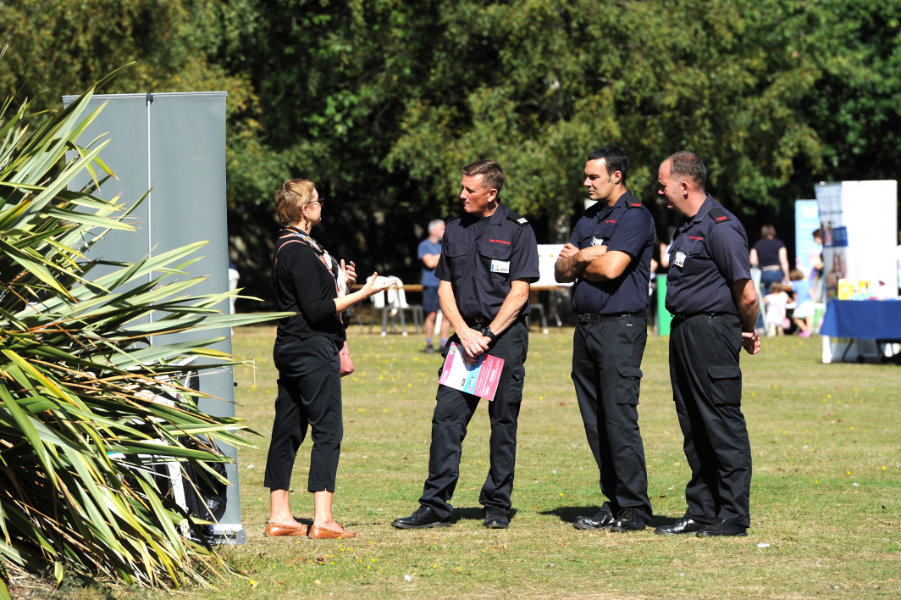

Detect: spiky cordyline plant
0,84,285,595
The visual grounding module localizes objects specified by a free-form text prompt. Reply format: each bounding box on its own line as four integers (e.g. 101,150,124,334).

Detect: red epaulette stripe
630,203,642,207
489,238,511,245
689,236,704,240
715,216,728,221
604,219,618,224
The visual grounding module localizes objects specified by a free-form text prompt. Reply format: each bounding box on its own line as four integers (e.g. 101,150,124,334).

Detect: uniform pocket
615,365,643,405
444,242,471,280
445,242,470,258
478,237,513,260
707,365,742,406
478,237,513,283
507,365,526,402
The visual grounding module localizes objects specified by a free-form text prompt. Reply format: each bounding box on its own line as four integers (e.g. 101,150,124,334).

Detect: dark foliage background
4,0,899,308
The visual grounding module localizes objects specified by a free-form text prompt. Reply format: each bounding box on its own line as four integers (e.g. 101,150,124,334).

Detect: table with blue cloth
819,299,901,363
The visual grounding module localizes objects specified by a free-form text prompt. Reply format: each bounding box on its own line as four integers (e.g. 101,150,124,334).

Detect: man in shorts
419,219,450,353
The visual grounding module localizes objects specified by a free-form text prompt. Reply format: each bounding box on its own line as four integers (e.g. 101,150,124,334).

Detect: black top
272,227,344,346
569,190,656,314
752,237,784,268
665,196,752,315
435,202,540,322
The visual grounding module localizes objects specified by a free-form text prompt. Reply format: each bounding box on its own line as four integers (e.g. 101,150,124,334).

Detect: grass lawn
58,325,899,599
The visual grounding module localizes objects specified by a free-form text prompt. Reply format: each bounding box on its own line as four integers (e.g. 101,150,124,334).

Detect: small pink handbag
339,341,354,377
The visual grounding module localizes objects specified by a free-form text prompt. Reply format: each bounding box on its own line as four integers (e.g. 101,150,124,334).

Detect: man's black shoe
654,517,706,536
573,511,615,530
609,508,646,532
483,507,510,529
392,506,451,529
695,519,747,537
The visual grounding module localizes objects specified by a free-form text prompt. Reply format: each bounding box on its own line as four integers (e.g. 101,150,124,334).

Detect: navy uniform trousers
572,313,652,519
669,313,751,527
419,320,528,520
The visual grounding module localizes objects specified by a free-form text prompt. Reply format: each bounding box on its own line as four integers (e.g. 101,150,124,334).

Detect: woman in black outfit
264,179,392,539
749,224,790,293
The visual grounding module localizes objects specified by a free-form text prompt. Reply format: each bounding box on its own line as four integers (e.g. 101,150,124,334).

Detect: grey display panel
62,92,244,543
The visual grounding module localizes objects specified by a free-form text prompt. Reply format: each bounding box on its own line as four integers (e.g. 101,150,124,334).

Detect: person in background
808,229,825,282
658,226,676,271
654,151,760,538
264,179,393,539
554,146,656,533
419,219,451,353
807,228,826,304
788,268,816,337
763,282,789,336
749,224,790,293
650,227,676,327
393,160,539,531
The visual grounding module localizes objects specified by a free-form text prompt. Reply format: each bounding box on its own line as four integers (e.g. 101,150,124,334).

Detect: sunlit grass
59,326,899,599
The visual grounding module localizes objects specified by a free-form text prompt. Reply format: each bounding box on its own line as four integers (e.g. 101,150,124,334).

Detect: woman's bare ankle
270,514,302,526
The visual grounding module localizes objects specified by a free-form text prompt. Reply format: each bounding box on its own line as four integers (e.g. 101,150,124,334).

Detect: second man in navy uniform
393,160,540,530
554,146,656,532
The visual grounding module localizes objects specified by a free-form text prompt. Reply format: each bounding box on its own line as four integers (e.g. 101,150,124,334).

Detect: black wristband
481,327,497,342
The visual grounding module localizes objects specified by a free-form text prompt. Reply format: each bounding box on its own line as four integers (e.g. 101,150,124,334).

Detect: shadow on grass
451,507,519,522
539,505,600,524
539,506,679,528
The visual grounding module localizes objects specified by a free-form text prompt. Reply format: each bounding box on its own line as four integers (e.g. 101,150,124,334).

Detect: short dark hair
588,146,629,183
668,151,706,188
463,160,505,196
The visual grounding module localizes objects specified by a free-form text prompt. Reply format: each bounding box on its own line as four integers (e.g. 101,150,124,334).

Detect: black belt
671,311,734,321
466,315,525,327
577,311,644,324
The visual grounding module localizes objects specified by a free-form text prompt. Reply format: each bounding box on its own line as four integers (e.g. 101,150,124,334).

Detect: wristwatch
481,327,497,342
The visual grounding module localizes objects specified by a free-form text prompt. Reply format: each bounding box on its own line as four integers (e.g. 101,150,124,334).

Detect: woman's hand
335,272,396,315
342,259,357,288
361,273,395,298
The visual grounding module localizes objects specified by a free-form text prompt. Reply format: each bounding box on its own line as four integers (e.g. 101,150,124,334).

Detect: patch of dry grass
37,326,900,600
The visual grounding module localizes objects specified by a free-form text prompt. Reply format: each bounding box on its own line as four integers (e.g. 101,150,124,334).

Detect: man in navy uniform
654,151,761,537
393,160,540,530
554,146,656,532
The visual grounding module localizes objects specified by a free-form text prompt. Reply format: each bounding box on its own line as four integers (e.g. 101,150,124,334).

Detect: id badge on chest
491,259,510,274
673,251,687,268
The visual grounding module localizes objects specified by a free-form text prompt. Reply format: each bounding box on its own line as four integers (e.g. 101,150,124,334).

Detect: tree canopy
2,0,898,302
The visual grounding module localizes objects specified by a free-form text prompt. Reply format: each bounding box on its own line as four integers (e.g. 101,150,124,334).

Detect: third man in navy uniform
554,146,656,532
654,151,760,537
393,160,540,530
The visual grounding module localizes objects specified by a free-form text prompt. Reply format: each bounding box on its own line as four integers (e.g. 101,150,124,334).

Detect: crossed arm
554,243,632,283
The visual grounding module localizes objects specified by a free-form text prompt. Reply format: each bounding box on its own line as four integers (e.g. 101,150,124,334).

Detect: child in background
788,268,816,337
764,281,790,336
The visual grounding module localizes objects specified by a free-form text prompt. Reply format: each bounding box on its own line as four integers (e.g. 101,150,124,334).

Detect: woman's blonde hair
275,179,315,225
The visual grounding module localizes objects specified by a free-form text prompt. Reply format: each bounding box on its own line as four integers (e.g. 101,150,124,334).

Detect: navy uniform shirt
435,202,540,321
569,190,656,315
665,195,751,315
